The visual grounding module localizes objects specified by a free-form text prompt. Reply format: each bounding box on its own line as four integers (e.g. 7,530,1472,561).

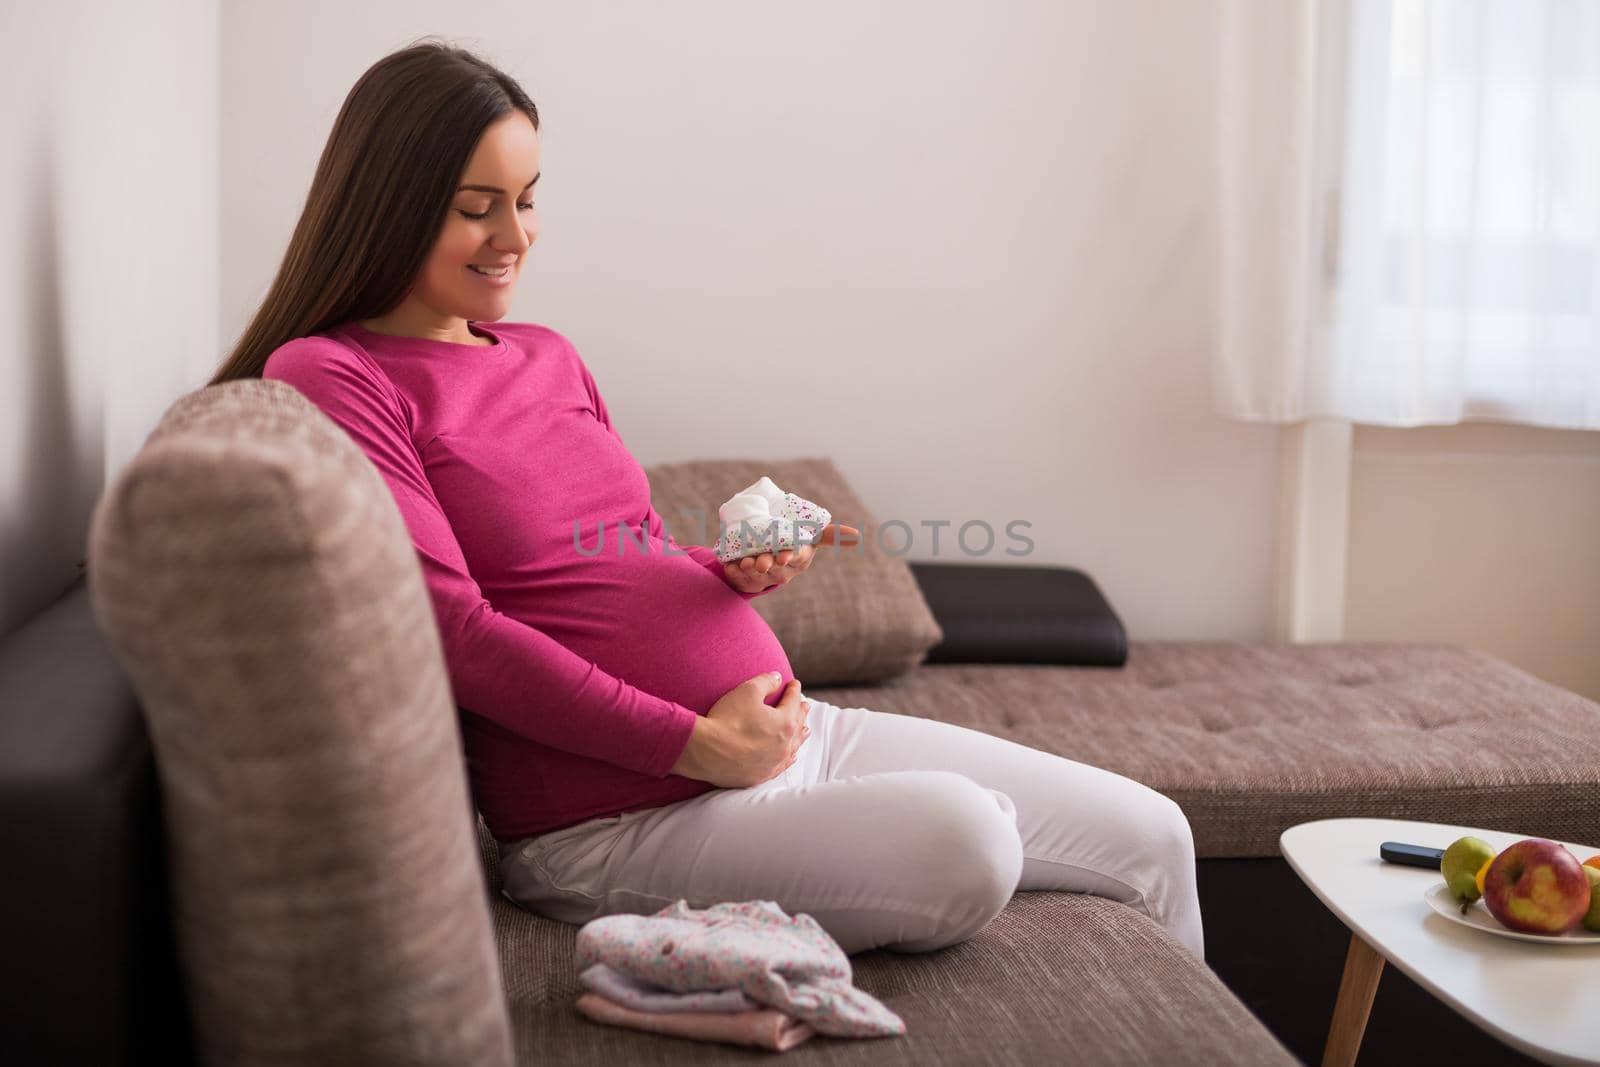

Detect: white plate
1423,882,1600,945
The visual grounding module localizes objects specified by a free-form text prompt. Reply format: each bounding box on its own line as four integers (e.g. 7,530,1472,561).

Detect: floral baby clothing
713,477,833,563
574,899,905,1043
579,963,759,1013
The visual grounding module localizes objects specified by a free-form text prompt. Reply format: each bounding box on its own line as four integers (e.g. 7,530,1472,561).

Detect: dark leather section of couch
0,576,193,1066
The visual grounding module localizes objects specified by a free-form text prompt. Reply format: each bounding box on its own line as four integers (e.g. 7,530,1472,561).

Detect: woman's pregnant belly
466,536,795,839
493,535,795,713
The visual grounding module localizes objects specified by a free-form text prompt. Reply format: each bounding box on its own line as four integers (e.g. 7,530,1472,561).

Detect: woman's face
409,111,541,326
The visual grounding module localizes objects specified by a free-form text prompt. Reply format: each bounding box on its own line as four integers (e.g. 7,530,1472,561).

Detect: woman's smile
466,262,515,288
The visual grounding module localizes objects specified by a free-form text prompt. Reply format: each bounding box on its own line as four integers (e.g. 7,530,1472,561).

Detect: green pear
1441,836,1497,902
1582,866,1600,932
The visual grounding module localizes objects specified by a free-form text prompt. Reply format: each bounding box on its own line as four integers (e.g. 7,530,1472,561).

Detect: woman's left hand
721,522,859,595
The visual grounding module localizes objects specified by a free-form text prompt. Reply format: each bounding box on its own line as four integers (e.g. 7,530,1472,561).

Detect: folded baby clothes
574,899,905,1039
575,992,816,1052
713,476,833,564
579,962,760,1014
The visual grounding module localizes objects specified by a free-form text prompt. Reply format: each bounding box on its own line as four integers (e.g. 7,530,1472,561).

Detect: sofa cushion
86,379,514,1066
644,457,943,685
910,561,1129,666
807,643,1600,857
475,821,1297,1065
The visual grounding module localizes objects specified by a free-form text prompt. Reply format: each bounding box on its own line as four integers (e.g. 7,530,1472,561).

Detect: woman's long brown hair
208,38,539,385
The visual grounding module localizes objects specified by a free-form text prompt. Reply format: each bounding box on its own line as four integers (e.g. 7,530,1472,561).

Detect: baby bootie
713,476,833,563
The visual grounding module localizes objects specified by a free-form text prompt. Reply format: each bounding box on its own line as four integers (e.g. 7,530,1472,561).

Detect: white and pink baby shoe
713,476,833,564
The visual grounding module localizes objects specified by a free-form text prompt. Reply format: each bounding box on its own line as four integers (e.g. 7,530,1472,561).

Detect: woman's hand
669,672,811,787
721,522,860,595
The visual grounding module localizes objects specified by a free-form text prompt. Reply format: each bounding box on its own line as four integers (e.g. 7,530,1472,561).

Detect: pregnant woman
210,39,1204,960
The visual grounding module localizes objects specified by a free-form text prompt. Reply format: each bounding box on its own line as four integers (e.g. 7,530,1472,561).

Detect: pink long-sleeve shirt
262,319,791,840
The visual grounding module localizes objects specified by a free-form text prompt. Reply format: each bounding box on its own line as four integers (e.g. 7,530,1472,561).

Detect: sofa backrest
85,379,513,1066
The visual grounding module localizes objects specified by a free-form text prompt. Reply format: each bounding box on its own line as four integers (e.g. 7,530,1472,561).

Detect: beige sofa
47,378,1600,1064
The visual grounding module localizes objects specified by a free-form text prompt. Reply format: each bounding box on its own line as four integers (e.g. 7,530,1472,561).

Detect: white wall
220,1,1280,641
1346,423,1600,702
0,0,218,637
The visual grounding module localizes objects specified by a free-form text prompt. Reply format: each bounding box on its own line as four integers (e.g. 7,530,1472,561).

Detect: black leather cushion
909,562,1127,667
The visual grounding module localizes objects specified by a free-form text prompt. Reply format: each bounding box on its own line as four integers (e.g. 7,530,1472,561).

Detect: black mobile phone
1379,841,1446,869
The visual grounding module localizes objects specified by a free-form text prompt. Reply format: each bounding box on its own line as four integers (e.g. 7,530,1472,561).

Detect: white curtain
1215,0,1600,430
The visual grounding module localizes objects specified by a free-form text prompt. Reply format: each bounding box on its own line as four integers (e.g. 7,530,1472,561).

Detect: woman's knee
882,772,1023,949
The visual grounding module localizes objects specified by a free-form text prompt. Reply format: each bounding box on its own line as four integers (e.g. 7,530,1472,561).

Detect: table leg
1321,930,1385,1067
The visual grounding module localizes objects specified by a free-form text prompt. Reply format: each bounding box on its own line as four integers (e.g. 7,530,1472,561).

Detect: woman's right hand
669,672,810,787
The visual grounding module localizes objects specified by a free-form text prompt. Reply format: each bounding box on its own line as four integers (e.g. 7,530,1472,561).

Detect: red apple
1481,838,1592,935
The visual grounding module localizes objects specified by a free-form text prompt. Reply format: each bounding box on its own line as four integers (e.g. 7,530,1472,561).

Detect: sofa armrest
907,562,1128,667
0,578,193,1065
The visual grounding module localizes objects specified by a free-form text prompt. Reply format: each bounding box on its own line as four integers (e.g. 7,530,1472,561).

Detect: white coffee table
1280,817,1600,1067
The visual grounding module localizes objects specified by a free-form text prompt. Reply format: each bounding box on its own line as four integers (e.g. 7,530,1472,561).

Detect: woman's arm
651,511,781,599
263,338,698,777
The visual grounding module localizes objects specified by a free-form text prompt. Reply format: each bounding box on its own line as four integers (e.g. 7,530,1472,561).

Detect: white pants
497,697,1205,960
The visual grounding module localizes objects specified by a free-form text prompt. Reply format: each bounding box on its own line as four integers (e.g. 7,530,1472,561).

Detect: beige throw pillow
645,457,943,686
